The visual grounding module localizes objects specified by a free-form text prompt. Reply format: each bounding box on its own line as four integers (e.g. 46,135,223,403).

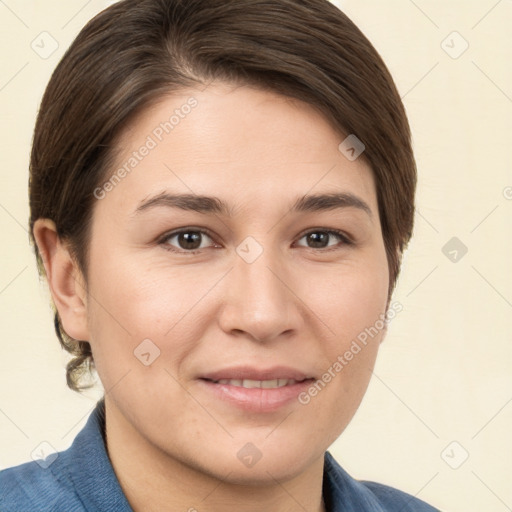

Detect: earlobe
32,219,89,341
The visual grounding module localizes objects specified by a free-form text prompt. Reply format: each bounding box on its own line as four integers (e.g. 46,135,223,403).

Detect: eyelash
158,227,354,255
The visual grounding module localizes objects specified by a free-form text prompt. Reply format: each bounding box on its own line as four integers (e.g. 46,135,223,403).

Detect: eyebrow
134,191,373,219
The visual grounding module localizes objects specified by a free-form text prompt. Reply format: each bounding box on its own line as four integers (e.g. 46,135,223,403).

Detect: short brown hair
29,0,416,391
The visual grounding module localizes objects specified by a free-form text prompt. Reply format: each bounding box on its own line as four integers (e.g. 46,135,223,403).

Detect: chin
189,437,324,485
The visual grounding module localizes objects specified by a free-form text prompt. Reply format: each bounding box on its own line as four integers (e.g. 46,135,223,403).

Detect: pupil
308,232,327,248
180,232,201,250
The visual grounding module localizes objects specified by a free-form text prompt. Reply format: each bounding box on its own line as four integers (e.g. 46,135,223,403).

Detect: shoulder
360,480,440,511
323,451,440,512
0,454,82,512
0,399,132,512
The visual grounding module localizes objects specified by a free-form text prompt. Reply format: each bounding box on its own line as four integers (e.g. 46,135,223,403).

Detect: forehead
97,82,377,219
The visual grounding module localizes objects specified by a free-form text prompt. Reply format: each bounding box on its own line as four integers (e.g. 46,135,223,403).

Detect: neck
103,398,326,512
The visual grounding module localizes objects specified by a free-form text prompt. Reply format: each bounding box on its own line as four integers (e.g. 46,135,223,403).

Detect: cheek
299,267,387,434
83,252,182,384
84,247,224,393
303,253,389,395
309,258,389,345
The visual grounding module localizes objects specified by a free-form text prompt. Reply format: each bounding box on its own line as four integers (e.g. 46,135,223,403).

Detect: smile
208,378,303,388
198,377,316,412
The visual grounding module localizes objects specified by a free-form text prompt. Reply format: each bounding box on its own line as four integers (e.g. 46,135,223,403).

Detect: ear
33,219,89,341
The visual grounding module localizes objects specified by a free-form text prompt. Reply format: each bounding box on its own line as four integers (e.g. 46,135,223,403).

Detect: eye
159,228,217,254
159,227,353,255
295,229,352,250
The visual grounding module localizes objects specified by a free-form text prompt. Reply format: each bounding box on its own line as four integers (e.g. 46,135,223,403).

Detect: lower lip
198,378,315,413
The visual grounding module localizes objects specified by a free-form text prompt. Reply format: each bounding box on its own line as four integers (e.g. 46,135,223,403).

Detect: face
82,81,389,483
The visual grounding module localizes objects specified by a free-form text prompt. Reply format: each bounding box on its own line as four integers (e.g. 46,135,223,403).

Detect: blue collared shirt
0,399,439,511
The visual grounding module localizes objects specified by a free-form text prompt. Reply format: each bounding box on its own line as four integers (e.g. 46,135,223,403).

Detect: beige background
1,1,511,511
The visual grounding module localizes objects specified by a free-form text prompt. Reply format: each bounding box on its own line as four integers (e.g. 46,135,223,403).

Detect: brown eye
296,229,351,250
305,232,330,248
161,229,216,254
178,232,202,250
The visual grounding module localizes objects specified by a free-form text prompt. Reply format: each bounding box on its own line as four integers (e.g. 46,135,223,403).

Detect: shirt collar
61,398,133,511
323,450,386,512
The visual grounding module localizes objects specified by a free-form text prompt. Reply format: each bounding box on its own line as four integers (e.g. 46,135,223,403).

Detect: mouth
201,377,312,389
197,366,316,412
199,365,315,383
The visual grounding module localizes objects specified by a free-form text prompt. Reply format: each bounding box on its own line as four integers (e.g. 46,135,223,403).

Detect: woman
0,0,439,510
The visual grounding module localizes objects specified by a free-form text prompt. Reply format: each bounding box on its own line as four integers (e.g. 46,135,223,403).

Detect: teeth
243,379,262,388
215,378,298,388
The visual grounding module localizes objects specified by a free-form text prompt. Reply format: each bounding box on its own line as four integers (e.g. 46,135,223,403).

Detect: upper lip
200,365,315,382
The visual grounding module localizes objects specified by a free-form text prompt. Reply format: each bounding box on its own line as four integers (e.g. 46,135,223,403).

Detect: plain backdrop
1,1,511,511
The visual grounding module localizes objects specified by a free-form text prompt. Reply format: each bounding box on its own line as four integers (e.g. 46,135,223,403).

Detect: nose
217,240,304,343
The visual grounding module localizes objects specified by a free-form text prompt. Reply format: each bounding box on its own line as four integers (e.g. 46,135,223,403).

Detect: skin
34,81,390,512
